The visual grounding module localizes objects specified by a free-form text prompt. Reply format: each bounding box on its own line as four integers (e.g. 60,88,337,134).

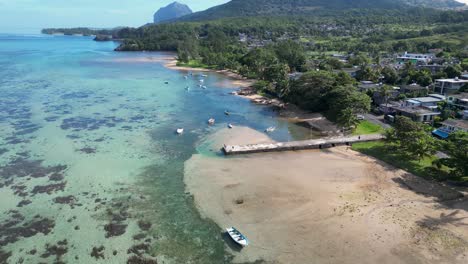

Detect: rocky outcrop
153,2,192,24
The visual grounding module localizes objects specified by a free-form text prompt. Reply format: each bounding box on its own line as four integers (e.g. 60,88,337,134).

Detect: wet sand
185,127,468,264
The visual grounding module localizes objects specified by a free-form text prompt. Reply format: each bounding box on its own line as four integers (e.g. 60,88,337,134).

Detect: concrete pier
223,134,384,155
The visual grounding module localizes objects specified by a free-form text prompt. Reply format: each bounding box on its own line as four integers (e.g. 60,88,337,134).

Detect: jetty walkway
223,134,384,155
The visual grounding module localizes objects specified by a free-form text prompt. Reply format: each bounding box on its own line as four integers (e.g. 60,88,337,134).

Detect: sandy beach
185,127,468,264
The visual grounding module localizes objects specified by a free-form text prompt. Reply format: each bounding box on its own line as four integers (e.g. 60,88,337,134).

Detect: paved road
364,113,391,129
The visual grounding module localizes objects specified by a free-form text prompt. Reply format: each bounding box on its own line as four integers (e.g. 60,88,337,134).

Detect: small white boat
226,227,249,247
228,123,234,129
176,128,184,134
265,126,276,133
201,74,208,77
199,79,204,83
202,86,207,89
208,118,215,125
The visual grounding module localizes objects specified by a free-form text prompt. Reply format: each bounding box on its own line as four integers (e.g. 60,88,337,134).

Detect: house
400,83,429,96
391,106,440,123
417,64,446,74
432,119,468,139
447,93,468,110
397,52,435,65
434,77,468,94
405,95,445,110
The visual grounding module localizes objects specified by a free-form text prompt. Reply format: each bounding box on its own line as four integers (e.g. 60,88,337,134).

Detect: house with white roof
434,77,468,94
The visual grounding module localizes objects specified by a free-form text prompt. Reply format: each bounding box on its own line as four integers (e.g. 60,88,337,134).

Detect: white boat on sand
226,227,249,247
228,123,233,129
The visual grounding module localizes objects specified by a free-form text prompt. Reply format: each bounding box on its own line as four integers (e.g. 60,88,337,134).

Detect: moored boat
265,126,276,133
176,128,184,134
226,227,249,247
208,118,215,125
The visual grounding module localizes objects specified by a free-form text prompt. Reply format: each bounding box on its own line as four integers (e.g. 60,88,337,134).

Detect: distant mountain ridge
154,2,192,24
176,0,466,21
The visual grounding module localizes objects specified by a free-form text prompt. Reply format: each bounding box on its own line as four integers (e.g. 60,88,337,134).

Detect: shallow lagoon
0,34,312,263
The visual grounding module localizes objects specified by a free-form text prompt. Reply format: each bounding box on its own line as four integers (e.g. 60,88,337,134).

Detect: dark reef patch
41,239,68,262
127,243,150,256
0,212,55,246
0,158,67,180
17,199,32,207
32,182,66,195
0,249,12,264
0,148,7,156
78,147,96,154
137,220,152,231
91,246,105,260
61,92,90,100
61,116,125,131
53,195,76,207
104,223,127,238
127,255,158,264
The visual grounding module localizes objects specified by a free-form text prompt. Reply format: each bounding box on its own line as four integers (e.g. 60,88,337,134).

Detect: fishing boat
176,128,184,134
226,227,249,247
224,111,230,116
199,79,204,83
228,123,234,129
208,118,215,125
265,126,276,133
202,86,207,89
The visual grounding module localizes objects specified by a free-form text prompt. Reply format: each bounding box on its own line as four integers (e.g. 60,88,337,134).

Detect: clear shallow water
0,35,311,263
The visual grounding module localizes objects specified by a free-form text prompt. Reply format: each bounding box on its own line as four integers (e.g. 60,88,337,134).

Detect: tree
274,40,307,72
444,65,462,78
438,131,468,179
286,71,337,111
326,86,372,120
379,85,393,108
381,66,398,84
337,108,359,131
386,116,437,161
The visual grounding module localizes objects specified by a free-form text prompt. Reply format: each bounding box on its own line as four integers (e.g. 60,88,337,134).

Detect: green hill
177,0,465,21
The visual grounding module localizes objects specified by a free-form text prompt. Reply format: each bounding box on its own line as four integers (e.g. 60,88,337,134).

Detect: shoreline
185,127,468,264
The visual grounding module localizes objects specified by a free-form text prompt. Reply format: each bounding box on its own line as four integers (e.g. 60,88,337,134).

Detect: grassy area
176,60,216,69
353,120,385,135
351,141,441,180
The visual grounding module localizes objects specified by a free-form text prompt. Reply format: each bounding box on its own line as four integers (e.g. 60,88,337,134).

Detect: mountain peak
153,2,193,24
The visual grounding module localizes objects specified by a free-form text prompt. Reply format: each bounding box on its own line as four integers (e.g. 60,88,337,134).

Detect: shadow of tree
392,173,464,202
416,210,468,228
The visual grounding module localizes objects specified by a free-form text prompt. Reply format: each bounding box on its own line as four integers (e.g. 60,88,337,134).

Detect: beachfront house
434,77,468,94
391,105,440,123
432,119,468,139
397,52,435,65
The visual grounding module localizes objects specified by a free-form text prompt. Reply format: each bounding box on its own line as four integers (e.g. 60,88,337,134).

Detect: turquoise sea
0,34,313,263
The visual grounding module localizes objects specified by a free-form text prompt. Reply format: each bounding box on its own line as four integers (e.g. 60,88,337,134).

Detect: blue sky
1,0,467,33
0,0,230,33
